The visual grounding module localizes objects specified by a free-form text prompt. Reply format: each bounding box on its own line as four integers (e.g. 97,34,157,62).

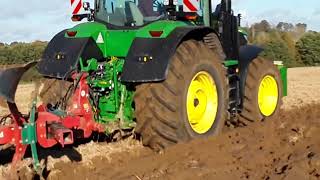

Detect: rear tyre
134,40,228,151
239,57,283,125
204,33,226,60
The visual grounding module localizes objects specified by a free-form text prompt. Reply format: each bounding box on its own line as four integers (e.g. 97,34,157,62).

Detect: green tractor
38,0,287,150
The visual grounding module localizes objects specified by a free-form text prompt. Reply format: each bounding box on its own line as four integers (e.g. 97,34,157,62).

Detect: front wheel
134,40,228,151
240,57,283,125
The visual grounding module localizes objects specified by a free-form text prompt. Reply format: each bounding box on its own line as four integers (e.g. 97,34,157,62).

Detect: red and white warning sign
183,0,200,12
71,0,83,15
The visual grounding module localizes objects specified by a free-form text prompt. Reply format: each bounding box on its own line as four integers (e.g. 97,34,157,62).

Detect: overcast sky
0,0,319,43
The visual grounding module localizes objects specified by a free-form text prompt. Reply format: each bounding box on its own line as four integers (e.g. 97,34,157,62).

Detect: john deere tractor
0,0,287,168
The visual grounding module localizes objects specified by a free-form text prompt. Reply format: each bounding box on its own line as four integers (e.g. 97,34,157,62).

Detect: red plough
0,62,105,170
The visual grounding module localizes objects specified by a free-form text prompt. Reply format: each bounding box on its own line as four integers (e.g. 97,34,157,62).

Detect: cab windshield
95,0,166,27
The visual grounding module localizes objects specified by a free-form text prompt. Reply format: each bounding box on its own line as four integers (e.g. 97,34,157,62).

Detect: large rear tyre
134,40,228,151
239,57,283,125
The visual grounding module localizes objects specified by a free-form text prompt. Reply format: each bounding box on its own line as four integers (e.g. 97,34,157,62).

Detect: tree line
247,20,320,67
0,41,47,65
0,41,47,81
0,21,319,68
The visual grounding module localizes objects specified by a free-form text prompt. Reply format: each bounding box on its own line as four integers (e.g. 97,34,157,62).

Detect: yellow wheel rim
258,75,279,116
187,71,218,134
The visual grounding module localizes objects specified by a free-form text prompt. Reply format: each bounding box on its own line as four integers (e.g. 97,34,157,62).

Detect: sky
0,0,319,43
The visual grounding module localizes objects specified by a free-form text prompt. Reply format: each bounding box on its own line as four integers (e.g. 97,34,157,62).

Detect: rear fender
37,30,104,79
120,26,214,82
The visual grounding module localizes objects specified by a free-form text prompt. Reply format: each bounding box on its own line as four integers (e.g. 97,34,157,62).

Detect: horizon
0,0,319,43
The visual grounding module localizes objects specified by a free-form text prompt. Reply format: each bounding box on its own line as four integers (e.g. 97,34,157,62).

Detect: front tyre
240,57,283,125
134,40,228,151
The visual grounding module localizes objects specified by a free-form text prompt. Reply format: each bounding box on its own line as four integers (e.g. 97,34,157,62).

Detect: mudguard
238,45,264,105
37,30,103,79
120,26,213,82
0,62,37,103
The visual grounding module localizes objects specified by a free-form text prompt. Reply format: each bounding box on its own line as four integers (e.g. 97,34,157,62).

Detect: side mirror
83,2,90,11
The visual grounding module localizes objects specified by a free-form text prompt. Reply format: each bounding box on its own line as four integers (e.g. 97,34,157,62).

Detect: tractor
0,0,287,170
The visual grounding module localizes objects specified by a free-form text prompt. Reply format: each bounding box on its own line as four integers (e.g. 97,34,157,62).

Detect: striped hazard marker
71,0,82,15
183,0,200,12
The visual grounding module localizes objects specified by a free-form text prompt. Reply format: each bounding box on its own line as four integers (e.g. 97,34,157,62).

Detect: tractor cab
78,0,235,25
94,0,166,27
73,0,241,59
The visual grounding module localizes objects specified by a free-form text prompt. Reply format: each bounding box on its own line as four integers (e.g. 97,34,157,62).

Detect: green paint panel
22,101,37,145
279,66,288,97
22,101,40,170
105,21,188,57
105,30,136,57
224,60,239,67
66,20,189,57
21,124,37,145
135,20,188,38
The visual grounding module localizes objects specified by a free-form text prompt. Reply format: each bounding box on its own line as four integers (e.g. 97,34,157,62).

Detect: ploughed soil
0,67,319,180
48,104,320,180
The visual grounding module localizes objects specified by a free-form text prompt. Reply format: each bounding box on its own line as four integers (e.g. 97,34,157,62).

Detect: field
0,67,319,180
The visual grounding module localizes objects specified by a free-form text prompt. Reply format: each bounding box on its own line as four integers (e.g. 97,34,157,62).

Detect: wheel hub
187,71,218,134
258,75,279,116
